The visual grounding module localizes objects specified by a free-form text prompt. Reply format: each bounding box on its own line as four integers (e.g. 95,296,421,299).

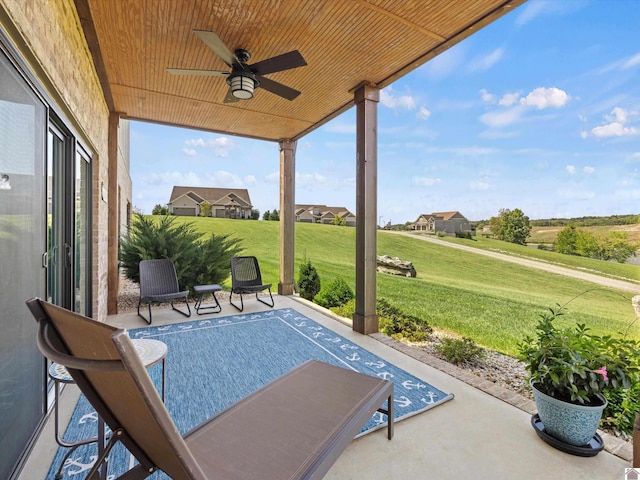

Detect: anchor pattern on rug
279,309,445,426
48,308,452,480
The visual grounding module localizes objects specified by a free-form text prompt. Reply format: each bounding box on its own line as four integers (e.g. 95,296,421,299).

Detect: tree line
488,208,638,263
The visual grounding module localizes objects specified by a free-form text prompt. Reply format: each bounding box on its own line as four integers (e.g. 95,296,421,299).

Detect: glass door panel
0,49,47,480
75,148,91,315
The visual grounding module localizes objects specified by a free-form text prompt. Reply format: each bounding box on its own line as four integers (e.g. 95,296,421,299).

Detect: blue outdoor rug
47,308,454,479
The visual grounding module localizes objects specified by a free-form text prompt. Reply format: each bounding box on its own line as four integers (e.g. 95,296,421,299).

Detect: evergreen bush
297,258,321,301
435,337,486,365
314,277,354,308
119,214,243,292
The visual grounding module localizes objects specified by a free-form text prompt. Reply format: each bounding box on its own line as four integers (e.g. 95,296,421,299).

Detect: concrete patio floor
20,295,632,480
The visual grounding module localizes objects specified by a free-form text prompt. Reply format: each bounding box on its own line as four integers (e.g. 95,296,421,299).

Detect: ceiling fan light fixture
228,72,256,100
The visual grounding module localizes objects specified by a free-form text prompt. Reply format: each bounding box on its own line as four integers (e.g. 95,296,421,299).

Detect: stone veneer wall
1,0,118,321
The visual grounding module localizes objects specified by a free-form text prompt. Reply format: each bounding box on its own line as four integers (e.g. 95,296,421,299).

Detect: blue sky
131,0,640,223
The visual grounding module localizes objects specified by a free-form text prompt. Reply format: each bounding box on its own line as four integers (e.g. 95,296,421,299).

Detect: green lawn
152,216,640,357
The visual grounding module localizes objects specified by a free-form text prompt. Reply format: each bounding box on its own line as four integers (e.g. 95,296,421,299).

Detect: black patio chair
230,256,274,312
137,259,191,324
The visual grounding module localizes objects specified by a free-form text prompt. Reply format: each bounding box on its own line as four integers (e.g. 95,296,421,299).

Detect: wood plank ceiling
77,0,526,142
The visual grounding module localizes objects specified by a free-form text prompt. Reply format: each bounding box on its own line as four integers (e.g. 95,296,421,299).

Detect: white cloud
520,87,570,109
609,107,628,123
583,166,595,174
588,107,639,138
629,153,640,163
591,123,639,138
416,106,431,120
499,92,521,107
480,107,523,128
411,176,442,187
622,52,640,69
380,87,416,111
184,136,234,157
244,174,257,186
468,48,505,72
566,165,576,174
480,89,495,103
203,170,243,187
296,172,328,186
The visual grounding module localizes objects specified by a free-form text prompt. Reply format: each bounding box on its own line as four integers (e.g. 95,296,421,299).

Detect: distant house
168,186,253,219
410,211,470,236
295,204,356,227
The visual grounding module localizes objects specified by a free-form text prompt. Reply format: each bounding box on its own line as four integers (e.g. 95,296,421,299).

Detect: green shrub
119,214,243,292
329,297,432,342
330,298,355,319
377,298,432,342
435,337,486,365
602,383,640,435
298,258,321,301
314,277,354,308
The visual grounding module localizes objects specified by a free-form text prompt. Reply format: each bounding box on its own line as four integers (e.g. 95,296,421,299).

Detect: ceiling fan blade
257,75,301,101
251,50,307,76
167,68,229,76
223,87,240,103
193,30,240,68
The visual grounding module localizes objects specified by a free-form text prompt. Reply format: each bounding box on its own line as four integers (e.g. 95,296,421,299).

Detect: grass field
433,233,640,283
528,223,640,245
147,215,640,357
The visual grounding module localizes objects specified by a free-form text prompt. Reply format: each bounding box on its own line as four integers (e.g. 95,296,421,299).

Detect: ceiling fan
167,30,307,103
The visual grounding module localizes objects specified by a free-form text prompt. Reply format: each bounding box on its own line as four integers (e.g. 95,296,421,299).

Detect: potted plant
518,304,640,449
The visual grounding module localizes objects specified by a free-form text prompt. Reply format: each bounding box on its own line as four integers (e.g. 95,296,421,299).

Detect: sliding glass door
47,123,92,313
0,45,92,479
0,49,47,480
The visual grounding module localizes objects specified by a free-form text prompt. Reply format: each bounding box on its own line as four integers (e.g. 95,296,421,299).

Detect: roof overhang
75,0,526,142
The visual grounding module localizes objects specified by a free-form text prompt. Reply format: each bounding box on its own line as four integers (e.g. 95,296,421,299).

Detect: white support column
278,139,296,295
353,83,379,334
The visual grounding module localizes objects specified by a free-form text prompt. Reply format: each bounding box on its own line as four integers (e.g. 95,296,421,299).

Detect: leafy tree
603,232,638,263
119,214,243,291
491,208,531,245
262,210,271,221
330,215,345,226
574,230,603,259
554,225,579,255
151,204,168,215
269,209,280,221
250,208,260,220
199,201,212,217
555,226,637,263
297,258,321,300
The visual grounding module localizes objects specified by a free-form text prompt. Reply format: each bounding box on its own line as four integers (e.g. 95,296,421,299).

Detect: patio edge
370,332,633,463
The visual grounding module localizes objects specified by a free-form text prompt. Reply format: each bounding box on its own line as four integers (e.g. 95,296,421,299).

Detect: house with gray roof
295,204,356,226
168,186,253,219
410,211,470,236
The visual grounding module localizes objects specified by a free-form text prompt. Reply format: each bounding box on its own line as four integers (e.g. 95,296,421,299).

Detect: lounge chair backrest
26,298,206,480
139,259,181,297
230,256,263,289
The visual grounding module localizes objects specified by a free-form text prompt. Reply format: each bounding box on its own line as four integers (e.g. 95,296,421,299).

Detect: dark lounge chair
229,256,274,311
137,259,191,324
26,297,394,480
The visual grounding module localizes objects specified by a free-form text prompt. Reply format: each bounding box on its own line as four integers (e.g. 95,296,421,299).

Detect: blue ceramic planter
531,381,607,446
